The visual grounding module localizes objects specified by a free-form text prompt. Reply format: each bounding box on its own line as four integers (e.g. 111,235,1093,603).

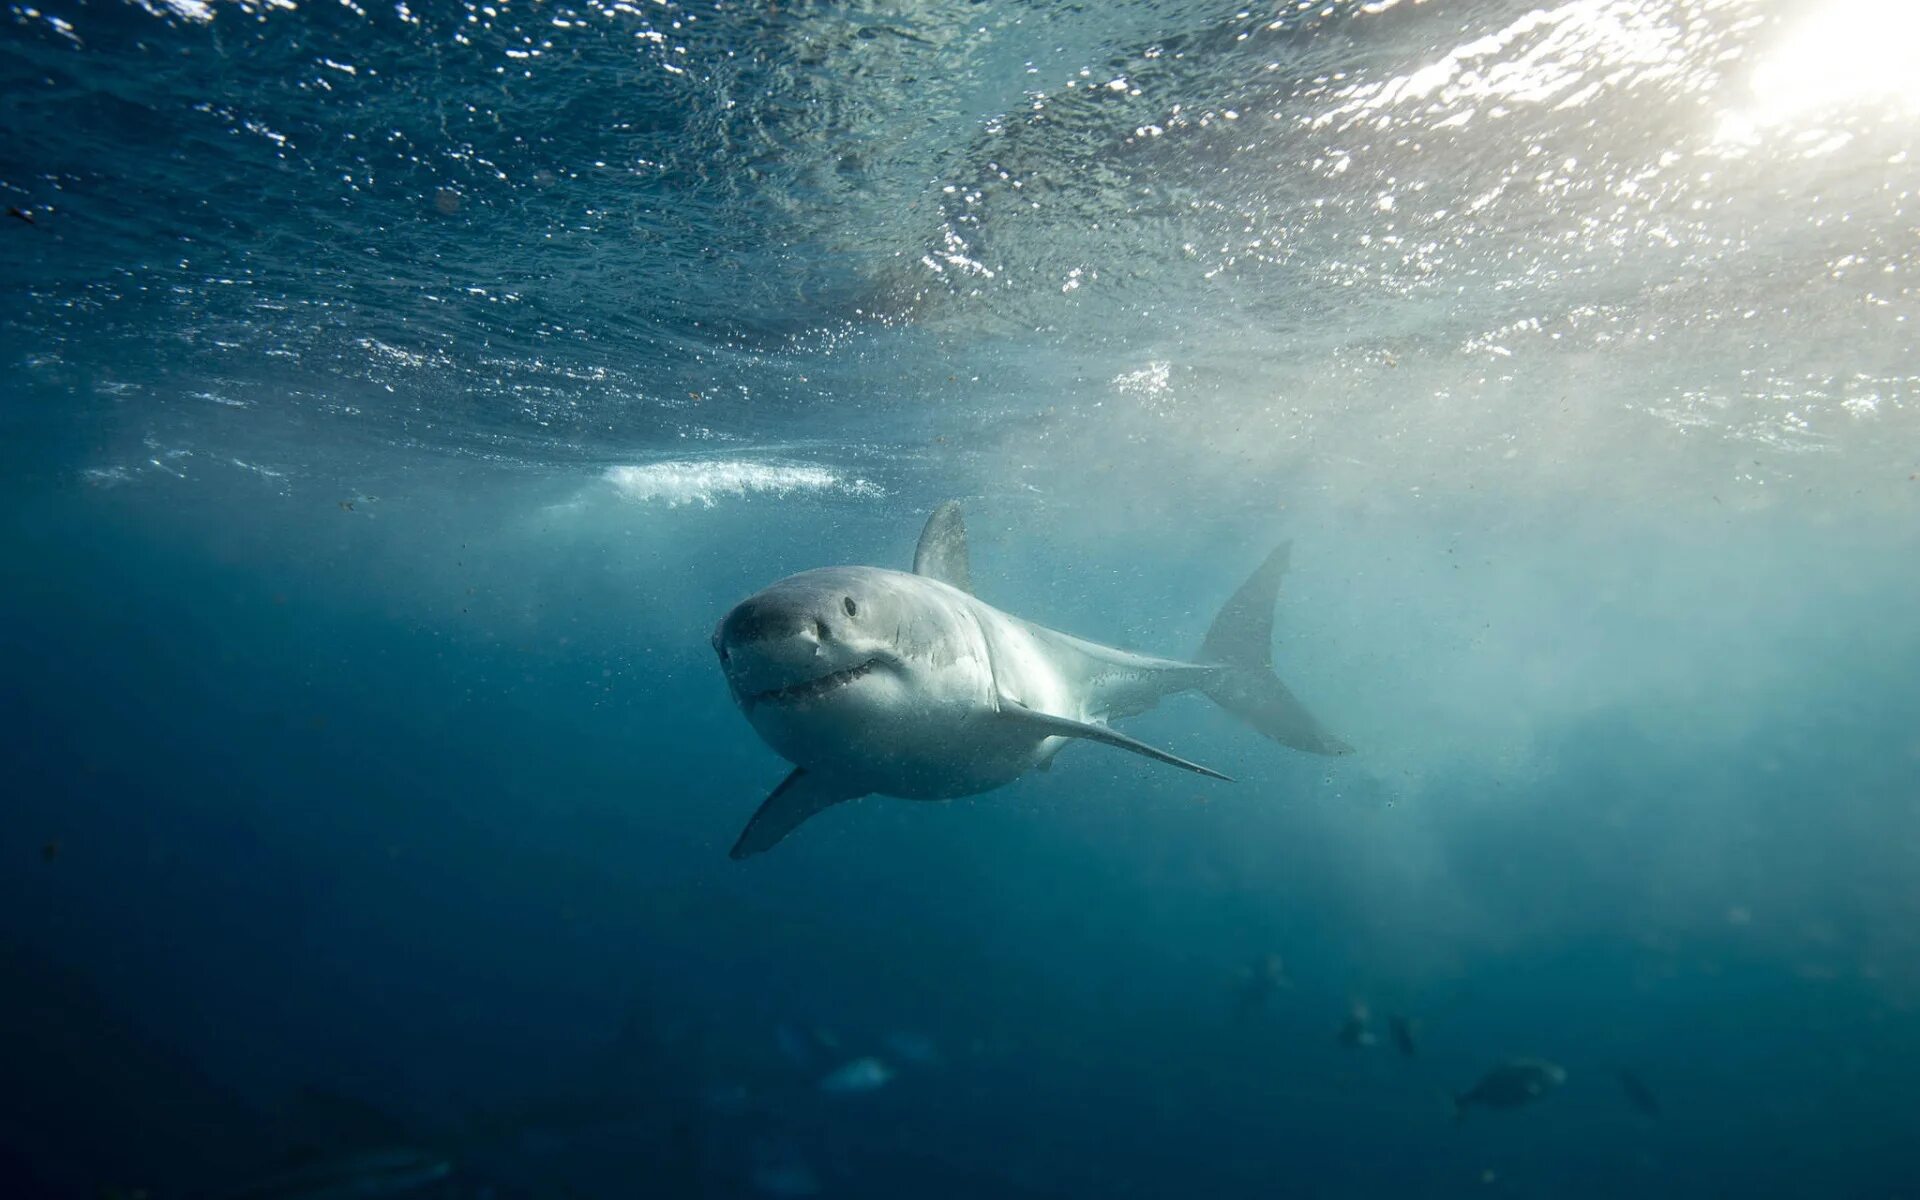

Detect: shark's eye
842,596,858,617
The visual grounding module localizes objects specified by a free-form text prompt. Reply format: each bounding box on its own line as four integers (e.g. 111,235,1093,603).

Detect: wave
602,461,882,508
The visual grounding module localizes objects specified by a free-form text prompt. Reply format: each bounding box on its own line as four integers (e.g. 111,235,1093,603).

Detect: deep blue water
4,0,1919,1197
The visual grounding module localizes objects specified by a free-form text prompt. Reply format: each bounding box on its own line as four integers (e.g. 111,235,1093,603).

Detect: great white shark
714,502,1351,857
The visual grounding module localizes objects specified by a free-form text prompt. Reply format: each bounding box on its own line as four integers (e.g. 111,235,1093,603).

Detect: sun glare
1719,0,1920,143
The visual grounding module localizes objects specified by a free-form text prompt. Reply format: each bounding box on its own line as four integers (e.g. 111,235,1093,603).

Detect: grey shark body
715,502,1351,857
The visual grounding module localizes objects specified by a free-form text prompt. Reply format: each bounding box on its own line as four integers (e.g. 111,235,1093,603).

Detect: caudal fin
1198,542,1353,756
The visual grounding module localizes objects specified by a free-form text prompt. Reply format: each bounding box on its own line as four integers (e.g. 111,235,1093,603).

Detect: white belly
745,632,1068,800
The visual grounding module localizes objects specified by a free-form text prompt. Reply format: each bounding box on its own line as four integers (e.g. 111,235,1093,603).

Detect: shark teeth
749,659,877,708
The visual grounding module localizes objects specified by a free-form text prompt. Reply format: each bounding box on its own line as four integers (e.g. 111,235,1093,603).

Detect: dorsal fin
912,500,972,594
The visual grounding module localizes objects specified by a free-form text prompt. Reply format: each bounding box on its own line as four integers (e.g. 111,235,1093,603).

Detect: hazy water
3,0,1918,1197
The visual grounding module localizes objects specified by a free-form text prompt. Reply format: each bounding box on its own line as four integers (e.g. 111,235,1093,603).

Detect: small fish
775,1022,813,1068
818,1056,893,1094
1618,1068,1660,1117
854,23,933,45
1388,1013,1419,1058
1232,954,1289,1020
1454,1058,1566,1119
1336,1000,1376,1049
881,1031,940,1066
6,205,34,225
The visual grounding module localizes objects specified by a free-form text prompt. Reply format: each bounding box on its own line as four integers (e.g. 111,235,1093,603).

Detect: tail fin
1199,542,1353,756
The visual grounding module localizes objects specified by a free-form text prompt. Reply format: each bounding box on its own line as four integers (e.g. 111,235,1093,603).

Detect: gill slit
967,604,1007,711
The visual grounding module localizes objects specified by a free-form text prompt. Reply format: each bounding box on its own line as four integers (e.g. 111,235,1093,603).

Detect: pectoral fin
998,697,1232,783
730,768,867,860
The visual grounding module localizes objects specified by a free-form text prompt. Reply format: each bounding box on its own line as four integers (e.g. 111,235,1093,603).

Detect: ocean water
3,0,1918,1196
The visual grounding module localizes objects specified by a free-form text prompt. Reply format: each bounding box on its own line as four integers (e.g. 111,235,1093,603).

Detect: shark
713,502,1351,857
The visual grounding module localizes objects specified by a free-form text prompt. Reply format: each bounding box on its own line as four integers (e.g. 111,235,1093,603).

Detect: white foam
132,0,214,22
603,461,881,508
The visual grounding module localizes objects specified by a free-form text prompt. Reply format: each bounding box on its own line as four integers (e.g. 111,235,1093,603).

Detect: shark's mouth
746,659,878,709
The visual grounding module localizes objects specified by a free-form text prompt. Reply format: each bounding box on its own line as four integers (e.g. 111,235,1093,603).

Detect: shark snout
720,596,836,649
716,572,897,715
717,597,840,700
